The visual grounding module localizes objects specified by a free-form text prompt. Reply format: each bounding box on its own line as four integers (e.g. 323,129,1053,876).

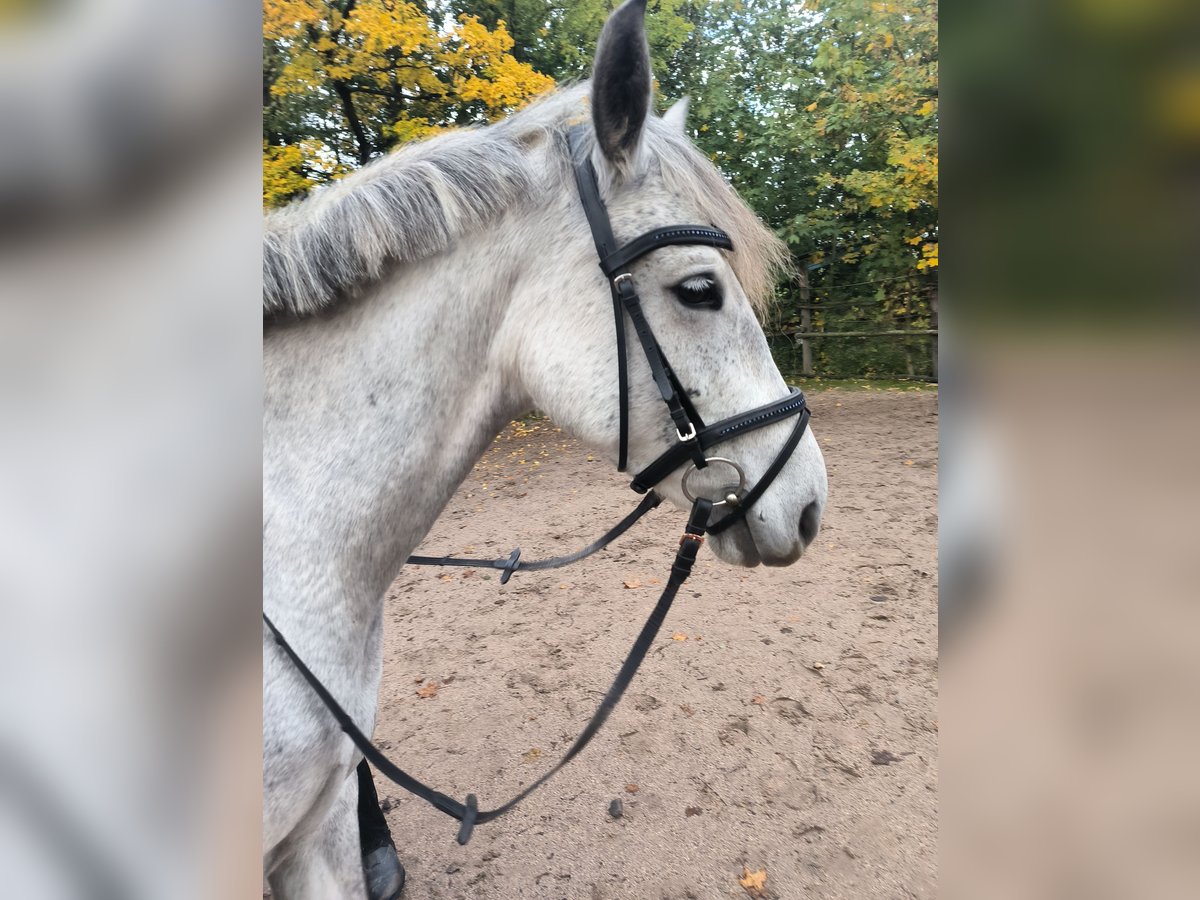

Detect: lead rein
263,498,713,845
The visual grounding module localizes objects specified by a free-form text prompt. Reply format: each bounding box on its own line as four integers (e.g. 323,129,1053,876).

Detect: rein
263,126,810,845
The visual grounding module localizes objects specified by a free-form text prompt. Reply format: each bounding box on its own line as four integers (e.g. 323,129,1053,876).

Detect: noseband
263,126,811,845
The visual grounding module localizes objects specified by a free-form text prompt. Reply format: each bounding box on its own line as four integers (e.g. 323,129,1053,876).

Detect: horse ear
662,97,690,133
591,0,652,172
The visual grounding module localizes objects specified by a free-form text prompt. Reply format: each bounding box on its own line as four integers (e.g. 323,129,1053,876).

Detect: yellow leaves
739,867,768,897
446,15,554,115
264,0,555,173
916,241,939,270
262,142,308,208
521,747,542,763
918,99,937,117
805,101,818,112
384,116,442,146
672,632,688,641
416,681,439,699
263,138,350,207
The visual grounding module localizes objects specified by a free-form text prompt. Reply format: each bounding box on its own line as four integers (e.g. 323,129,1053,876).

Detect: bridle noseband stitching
264,124,812,846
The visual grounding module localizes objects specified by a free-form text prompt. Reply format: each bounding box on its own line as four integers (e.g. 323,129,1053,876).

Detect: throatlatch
264,125,811,844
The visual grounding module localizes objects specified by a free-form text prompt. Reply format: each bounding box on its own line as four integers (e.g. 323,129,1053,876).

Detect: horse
263,1,828,894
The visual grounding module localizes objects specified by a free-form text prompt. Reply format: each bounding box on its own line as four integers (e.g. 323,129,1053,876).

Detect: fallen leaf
672,632,688,641
623,578,642,589
624,783,639,794
739,867,768,897
904,459,915,466
521,747,542,763
751,695,767,705
416,682,439,699
439,574,453,583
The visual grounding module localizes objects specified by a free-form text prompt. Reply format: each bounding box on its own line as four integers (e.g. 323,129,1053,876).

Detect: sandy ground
374,388,938,899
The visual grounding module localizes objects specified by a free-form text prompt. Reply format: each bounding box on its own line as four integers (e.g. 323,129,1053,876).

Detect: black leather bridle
263,125,811,845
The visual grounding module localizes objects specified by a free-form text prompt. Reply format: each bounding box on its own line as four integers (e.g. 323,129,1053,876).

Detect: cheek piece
262,125,811,845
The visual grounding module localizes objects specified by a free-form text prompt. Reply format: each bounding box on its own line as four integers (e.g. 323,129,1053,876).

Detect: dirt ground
374,388,938,899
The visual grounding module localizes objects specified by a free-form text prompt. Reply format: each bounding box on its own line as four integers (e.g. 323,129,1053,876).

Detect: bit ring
681,457,747,507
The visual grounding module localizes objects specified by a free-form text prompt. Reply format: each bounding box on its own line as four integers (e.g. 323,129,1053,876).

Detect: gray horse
263,1,828,894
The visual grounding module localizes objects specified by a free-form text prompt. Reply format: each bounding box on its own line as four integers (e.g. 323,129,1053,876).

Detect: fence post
929,287,939,382
799,271,814,377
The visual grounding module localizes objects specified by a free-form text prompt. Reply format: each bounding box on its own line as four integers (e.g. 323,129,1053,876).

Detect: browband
599,226,733,278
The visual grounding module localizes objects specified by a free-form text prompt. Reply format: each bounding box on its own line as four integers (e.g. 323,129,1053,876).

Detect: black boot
358,760,405,900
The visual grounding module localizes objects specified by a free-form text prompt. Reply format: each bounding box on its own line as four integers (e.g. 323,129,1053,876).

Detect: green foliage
653,0,938,378
443,0,697,87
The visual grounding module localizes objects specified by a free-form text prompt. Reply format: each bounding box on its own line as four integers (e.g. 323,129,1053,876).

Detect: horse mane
263,86,789,320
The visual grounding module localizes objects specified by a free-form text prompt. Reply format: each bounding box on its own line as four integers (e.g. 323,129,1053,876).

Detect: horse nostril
799,500,821,547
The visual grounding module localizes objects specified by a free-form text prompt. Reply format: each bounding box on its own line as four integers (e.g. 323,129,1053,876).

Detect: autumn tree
263,0,553,206
657,0,938,376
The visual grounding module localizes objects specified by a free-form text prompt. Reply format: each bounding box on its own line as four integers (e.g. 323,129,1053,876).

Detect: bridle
565,125,810,535
263,125,811,845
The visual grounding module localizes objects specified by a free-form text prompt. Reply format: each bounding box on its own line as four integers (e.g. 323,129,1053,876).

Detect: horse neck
263,217,538,614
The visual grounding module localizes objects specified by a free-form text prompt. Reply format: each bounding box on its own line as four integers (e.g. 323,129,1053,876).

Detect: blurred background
1,0,1198,896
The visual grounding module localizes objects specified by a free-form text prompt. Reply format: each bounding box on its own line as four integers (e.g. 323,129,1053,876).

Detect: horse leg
268,769,365,899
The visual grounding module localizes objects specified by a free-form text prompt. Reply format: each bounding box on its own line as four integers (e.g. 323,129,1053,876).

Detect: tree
654,0,938,376
442,0,696,89
263,0,553,206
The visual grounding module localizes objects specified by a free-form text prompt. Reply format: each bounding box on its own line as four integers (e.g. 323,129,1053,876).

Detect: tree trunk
334,80,373,165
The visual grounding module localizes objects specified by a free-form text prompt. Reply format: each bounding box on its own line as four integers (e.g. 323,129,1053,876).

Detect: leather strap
407,491,663,581
263,498,713,845
568,127,726,472
630,388,809,494
705,403,810,534
569,129,632,470
599,226,733,277
615,280,708,467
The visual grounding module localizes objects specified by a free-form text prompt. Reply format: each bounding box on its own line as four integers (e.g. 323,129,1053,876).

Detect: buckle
679,532,705,547
676,421,697,443
612,272,633,289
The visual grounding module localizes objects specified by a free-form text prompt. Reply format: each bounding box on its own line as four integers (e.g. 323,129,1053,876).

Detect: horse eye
670,275,722,309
